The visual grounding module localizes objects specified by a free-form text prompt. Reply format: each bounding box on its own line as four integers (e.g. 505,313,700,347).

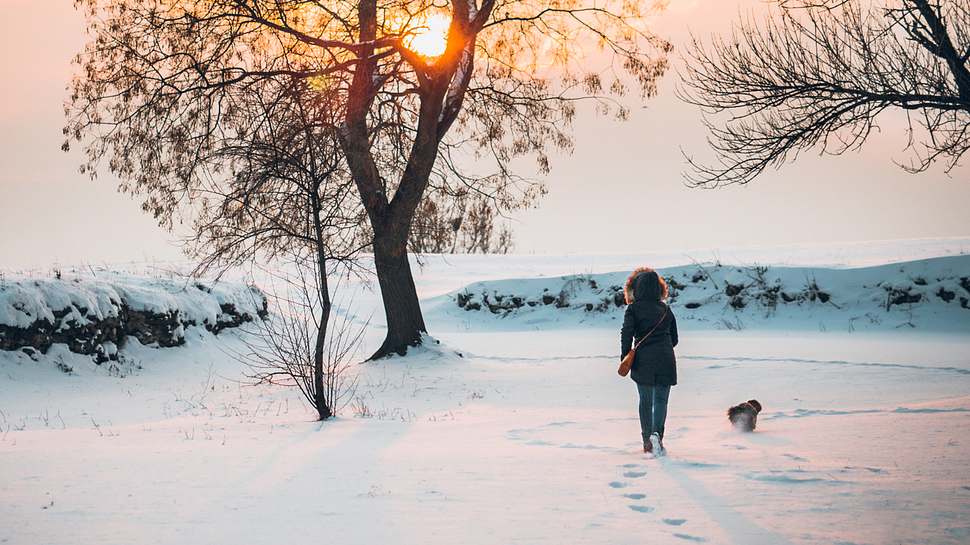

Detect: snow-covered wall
434,256,970,333
0,272,267,362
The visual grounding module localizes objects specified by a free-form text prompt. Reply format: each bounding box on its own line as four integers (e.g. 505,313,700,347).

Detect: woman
620,268,679,454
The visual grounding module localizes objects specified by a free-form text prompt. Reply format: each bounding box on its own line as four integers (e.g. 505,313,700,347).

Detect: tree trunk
311,187,333,420
338,0,487,360
312,304,334,420
370,231,427,359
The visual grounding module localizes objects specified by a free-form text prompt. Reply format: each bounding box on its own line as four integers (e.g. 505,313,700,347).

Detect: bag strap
631,304,668,352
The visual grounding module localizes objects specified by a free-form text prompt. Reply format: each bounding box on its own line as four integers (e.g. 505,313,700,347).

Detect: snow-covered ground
2,245,969,545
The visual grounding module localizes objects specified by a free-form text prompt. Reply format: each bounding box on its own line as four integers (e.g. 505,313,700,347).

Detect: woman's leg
653,385,671,439
636,383,654,447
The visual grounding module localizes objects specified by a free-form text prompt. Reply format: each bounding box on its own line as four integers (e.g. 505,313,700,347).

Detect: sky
1,0,968,269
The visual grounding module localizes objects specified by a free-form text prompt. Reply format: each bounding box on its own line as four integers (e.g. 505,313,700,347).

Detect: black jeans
636,383,671,445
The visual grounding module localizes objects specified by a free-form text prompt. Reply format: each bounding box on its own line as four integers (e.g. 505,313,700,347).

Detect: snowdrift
0,271,267,363
430,255,970,332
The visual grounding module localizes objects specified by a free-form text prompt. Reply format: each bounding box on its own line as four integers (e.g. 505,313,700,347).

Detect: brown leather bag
618,305,668,377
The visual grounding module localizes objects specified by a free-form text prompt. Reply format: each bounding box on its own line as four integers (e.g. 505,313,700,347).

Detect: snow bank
0,270,267,361
432,255,970,332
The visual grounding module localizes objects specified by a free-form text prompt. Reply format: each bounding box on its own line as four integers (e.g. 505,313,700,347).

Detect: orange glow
403,12,451,58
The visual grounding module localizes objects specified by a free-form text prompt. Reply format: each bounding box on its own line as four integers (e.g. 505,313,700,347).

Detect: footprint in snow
672,461,721,469
623,493,646,500
628,505,654,513
560,443,611,451
673,533,707,542
620,463,640,468
608,481,629,489
746,470,838,484
623,471,647,478
841,465,884,474
663,518,687,526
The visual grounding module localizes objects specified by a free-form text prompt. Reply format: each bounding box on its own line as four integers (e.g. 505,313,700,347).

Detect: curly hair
623,267,669,304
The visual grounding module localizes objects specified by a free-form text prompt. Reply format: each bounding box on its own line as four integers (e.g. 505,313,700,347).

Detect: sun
403,12,451,58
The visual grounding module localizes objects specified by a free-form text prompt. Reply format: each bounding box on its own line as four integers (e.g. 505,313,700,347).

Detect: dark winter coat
620,271,679,386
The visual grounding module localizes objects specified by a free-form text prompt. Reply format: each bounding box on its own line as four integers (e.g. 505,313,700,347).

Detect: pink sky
1,0,968,269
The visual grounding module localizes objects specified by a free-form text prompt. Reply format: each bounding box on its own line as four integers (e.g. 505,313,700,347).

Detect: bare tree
188,80,367,276
65,0,671,358
200,80,362,420
408,197,459,254
409,189,520,254
680,0,970,187
240,262,364,420
461,197,502,253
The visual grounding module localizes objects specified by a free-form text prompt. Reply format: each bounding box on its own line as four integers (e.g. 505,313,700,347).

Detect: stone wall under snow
444,256,970,332
0,272,267,363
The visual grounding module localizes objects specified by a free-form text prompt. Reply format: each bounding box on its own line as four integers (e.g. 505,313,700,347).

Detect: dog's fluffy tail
727,400,762,432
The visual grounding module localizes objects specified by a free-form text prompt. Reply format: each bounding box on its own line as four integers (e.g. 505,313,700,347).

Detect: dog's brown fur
727,399,762,432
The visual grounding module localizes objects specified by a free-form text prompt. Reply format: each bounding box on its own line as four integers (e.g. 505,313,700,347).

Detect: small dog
727,399,763,432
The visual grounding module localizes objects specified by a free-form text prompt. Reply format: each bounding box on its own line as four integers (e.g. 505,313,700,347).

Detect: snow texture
1,246,968,545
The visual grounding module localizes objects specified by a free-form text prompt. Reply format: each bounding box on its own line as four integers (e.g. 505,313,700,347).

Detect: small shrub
351,398,373,419
54,358,73,375
804,278,831,304
720,317,744,331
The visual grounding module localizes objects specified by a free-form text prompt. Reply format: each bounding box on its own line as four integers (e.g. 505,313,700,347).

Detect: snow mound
0,270,267,360
429,255,970,332
380,333,467,361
